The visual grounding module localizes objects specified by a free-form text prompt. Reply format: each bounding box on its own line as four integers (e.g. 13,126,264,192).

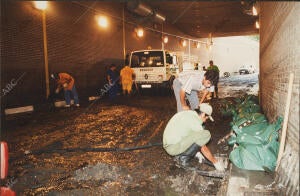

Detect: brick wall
1,1,193,108
260,2,299,195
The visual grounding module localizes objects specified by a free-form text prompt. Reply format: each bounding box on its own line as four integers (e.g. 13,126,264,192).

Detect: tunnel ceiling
145,1,259,38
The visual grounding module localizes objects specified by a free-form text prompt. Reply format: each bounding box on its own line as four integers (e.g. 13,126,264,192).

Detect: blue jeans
173,78,199,112
64,85,79,105
108,83,118,100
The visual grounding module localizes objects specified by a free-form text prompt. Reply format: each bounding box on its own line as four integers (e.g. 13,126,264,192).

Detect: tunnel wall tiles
1,1,198,108
260,2,300,195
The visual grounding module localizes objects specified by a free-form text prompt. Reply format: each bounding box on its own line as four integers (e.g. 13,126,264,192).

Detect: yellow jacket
120,66,134,84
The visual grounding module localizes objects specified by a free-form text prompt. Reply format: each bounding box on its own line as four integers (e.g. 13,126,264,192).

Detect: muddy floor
1,74,258,195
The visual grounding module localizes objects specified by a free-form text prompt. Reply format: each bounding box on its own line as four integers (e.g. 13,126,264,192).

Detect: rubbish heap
221,95,282,171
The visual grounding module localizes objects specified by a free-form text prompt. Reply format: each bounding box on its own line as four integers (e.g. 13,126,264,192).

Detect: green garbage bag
258,117,282,144
233,117,282,145
233,97,242,104
232,122,269,136
221,108,235,117
220,100,237,117
237,103,261,114
228,135,237,146
230,145,264,170
229,140,279,171
247,113,267,123
244,94,259,103
236,134,263,145
243,141,279,171
232,113,267,127
234,124,269,145
229,117,282,171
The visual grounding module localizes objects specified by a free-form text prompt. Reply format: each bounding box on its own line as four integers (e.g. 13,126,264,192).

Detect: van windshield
131,51,164,68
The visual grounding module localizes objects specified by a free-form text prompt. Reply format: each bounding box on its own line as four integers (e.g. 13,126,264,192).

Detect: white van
129,49,181,89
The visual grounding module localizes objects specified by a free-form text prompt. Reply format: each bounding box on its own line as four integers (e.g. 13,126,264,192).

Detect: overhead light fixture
136,28,144,37
255,20,260,29
181,40,187,47
127,1,153,17
163,36,168,44
153,11,166,24
196,42,201,49
97,16,108,28
252,3,258,16
127,1,166,24
34,1,48,10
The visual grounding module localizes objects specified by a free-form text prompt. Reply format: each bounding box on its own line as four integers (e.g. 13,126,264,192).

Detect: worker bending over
51,72,79,107
173,70,218,112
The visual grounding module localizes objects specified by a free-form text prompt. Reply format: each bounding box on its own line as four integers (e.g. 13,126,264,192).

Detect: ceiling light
182,40,187,47
255,20,260,29
163,36,168,44
136,28,144,37
252,4,258,16
196,42,201,49
97,16,108,28
34,1,48,10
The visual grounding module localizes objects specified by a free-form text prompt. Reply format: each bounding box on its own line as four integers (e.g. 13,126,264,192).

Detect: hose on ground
32,142,163,155
10,142,163,161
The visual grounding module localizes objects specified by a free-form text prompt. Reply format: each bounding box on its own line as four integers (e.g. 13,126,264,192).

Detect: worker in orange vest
51,72,80,107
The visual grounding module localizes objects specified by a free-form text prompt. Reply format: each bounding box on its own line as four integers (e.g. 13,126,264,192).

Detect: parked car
223,72,230,77
239,65,256,75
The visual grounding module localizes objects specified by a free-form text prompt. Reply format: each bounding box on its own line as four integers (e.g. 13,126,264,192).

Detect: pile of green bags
222,95,282,171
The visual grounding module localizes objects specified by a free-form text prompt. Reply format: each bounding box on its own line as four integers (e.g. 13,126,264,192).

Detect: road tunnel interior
1,1,299,195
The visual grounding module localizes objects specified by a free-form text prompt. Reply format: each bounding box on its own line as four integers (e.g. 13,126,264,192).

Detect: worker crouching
163,103,225,171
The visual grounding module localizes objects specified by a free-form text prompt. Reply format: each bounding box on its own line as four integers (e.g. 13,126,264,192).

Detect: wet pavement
1,74,260,195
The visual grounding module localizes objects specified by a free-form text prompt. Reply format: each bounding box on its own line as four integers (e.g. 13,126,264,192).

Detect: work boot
174,143,200,167
174,155,190,167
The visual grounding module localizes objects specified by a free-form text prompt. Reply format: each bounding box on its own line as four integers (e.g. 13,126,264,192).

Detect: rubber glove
195,152,205,163
214,161,225,172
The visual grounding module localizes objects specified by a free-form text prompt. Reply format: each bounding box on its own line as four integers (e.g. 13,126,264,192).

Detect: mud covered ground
1,74,258,195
